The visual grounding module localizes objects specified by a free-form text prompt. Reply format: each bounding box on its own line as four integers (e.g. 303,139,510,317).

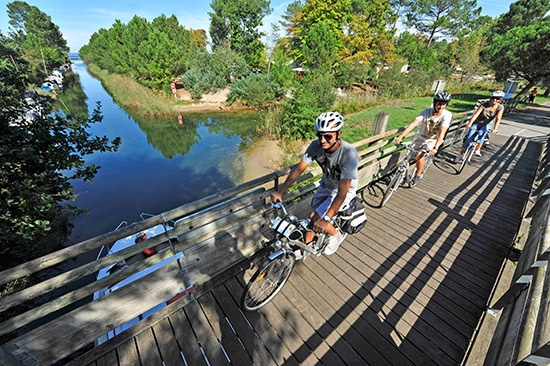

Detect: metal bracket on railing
159,213,195,303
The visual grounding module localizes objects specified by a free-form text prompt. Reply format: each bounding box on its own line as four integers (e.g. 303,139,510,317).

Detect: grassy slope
342,92,549,144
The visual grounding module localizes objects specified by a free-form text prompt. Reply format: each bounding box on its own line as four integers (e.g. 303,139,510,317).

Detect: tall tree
493,0,550,34
483,18,550,93
302,21,340,72
403,0,481,48
449,17,493,82
281,0,396,67
6,1,69,82
209,0,272,70
484,0,550,96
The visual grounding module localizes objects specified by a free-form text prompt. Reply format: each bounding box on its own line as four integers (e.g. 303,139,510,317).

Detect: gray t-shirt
303,139,358,191
474,102,504,126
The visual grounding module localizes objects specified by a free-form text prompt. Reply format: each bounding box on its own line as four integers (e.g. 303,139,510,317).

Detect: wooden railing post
372,112,389,136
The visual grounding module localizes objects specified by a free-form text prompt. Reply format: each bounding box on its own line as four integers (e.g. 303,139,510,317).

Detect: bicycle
455,129,489,174
241,201,347,311
380,143,433,207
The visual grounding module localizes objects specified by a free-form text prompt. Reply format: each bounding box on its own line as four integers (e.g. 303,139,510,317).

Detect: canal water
65,58,265,245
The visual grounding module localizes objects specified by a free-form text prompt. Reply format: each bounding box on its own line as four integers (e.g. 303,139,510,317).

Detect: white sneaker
454,155,462,164
474,150,482,157
324,230,345,255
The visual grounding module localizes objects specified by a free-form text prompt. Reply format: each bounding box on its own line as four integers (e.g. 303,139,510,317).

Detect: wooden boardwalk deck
70,106,550,366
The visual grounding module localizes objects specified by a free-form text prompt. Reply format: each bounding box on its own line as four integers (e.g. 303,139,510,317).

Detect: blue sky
1,0,516,52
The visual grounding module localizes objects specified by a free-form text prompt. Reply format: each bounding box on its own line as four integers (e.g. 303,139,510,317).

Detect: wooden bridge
1,104,549,366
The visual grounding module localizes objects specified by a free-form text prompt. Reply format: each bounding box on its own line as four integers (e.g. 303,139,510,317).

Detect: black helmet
433,91,452,102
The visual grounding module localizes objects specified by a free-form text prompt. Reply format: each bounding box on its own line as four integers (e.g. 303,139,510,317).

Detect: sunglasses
316,133,336,142
490,97,502,101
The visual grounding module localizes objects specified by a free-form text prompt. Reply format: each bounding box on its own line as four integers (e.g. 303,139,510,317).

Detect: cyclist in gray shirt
270,112,358,255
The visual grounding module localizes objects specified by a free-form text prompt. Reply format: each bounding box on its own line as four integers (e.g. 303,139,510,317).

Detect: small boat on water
93,217,193,345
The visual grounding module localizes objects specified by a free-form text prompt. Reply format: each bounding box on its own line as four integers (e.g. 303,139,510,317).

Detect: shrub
278,73,336,140
227,74,282,106
182,67,226,99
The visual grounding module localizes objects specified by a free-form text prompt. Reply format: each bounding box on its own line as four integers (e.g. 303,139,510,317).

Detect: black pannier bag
339,196,367,234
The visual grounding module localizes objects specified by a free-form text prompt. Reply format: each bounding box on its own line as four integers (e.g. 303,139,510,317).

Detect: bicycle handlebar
271,201,289,216
396,142,431,154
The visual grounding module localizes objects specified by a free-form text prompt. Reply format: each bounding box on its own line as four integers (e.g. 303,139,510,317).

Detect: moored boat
93,217,193,345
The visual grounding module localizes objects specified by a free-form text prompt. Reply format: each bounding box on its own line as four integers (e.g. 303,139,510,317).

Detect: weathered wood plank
95,349,117,366
225,276,299,365
152,318,182,366
168,308,208,366
211,282,277,366
4,261,184,365
115,338,139,366
198,291,254,366
134,329,162,365
182,300,230,365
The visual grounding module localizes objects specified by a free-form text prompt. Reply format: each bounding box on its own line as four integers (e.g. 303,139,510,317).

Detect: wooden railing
484,136,550,366
0,112,472,365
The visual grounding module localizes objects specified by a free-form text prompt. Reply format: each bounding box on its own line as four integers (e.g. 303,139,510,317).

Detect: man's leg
415,153,425,177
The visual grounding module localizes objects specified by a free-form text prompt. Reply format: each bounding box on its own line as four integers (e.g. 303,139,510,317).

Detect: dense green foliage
80,15,206,91
6,1,69,84
279,73,336,139
209,0,271,70
182,45,249,99
484,18,550,89
1,15,120,269
226,73,283,106
483,0,550,95
403,0,481,47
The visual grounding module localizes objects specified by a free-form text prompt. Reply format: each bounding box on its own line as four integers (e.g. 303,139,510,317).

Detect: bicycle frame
380,143,432,207
268,201,330,259
457,128,490,174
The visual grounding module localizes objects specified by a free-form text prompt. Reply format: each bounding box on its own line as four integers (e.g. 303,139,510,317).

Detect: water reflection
130,111,259,159
65,58,263,245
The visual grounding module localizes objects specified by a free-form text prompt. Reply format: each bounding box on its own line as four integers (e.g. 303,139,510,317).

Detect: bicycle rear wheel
381,169,405,207
241,252,295,311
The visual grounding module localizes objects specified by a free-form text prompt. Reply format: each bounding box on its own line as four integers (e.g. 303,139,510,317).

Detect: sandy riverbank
172,87,254,113
237,136,286,183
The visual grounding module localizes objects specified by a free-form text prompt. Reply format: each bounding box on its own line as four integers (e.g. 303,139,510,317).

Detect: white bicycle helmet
433,91,452,102
315,112,344,132
491,90,505,98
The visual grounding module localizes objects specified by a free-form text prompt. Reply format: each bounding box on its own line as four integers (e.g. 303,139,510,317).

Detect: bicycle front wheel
241,252,295,311
458,146,474,174
381,169,406,207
